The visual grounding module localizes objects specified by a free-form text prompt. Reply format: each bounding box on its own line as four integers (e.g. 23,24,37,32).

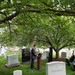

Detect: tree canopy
0,0,75,58
0,0,75,24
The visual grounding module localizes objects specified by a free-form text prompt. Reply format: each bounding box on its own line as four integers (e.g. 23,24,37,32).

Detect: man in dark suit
30,45,37,70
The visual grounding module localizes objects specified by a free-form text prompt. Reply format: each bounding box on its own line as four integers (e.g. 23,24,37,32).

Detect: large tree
0,0,75,58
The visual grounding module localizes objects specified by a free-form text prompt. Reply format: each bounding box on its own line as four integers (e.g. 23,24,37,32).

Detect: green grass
0,51,75,75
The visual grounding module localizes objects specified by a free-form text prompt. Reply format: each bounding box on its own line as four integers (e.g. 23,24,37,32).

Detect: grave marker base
5,62,20,68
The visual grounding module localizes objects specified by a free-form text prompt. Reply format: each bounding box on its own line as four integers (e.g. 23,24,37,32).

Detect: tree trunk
56,50,59,59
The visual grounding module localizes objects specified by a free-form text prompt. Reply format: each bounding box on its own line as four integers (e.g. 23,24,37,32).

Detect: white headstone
41,51,49,60
41,52,47,60
61,52,66,59
46,61,66,75
5,54,20,67
13,70,22,75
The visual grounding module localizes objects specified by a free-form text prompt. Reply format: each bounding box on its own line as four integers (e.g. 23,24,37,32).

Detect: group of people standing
0,44,7,58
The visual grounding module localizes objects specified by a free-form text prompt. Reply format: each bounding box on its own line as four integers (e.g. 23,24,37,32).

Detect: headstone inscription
46,61,66,75
5,54,20,68
22,48,30,63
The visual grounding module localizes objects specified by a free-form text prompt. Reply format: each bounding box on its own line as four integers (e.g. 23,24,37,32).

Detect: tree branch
45,36,56,51
1,6,75,24
58,39,75,50
0,11,19,24
58,41,69,50
40,0,55,8
44,8,75,16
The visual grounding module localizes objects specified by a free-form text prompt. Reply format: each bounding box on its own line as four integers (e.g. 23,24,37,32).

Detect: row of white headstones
6,53,66,75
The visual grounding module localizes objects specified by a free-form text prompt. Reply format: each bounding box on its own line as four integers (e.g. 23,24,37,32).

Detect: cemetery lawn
0,51,75,75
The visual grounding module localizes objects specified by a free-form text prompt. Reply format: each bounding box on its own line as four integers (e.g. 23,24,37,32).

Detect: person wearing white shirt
66,49,72,59
66,50,75,66
1,45,7,58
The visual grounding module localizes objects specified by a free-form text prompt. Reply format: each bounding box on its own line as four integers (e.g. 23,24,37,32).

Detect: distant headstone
41,51,49,60
22,48,30,63
13,70,22,75
61,52,66,59
46,61,66,75
41,52,47,60
5,54,20,68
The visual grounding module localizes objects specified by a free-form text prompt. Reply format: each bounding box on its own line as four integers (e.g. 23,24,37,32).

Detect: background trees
0,0,75,58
